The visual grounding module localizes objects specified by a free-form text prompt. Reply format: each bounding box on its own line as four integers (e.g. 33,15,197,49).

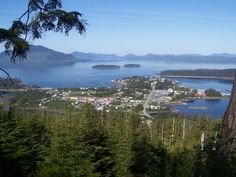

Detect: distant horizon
70,50,236,57
1,44,236,57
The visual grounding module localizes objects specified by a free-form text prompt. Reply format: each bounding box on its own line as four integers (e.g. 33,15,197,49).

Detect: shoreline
169,96,229,105
169,97,230,113
161,75,234,81
198,96,230,100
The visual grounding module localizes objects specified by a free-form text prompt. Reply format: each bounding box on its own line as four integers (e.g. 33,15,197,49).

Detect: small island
205,88,222,97
92,65,121,69
124,64,141,68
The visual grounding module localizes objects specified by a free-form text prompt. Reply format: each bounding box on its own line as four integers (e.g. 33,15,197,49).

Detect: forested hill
72,51,236,64
0,45,79,69
72,51,121,61
1,105,235,177
160,69,236,79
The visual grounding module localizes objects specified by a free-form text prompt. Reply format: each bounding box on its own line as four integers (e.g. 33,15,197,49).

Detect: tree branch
2,0,87,60
18,1,53,40
24,4,30,40
18,10,29,20
34,3,47,11
0,67,13,84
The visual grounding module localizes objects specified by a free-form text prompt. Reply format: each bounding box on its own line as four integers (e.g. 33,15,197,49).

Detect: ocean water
169,98,229,119
169,78,233,92
0,60,235,88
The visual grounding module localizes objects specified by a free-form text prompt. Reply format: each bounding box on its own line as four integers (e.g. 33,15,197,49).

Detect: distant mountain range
71,51,236,64
71,51,121,61
1,45,236,70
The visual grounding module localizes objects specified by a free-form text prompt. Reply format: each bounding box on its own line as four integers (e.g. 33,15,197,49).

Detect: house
168,88,174,93
196,90,206,97
69,96,78,101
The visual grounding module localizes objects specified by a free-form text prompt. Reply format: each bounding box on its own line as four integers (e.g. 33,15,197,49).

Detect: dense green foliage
122,76,151,98
155,79,175,90
123,64,141,68
0,105,235,177
161,69,236,79
92,65,121,69
205,88,222,97
0,78,25,89
10,90,50,108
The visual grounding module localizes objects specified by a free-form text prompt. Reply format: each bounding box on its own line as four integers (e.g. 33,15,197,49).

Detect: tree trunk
183,118,186,141
201,131,205,151
218,75,236,157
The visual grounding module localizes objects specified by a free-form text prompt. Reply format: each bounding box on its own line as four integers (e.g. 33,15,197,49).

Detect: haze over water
1,60,235,89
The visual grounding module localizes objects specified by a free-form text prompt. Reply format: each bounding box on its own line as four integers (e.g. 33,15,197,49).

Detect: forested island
124,64,141,68
92,64,121,69
205,88,222,97
161,69,236,80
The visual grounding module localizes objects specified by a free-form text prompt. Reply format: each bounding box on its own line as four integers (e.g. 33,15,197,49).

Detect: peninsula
160,69,236,80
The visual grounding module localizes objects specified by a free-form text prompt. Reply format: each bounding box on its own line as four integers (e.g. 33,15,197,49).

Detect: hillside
160,69,236,79
0,45,78,69
72,51,236,64
1,46,236,70
72,51,121,61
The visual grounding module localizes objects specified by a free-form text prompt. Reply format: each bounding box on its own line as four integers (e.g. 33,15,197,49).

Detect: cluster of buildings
39,89,117,110
37,76,230,113
146,89,172,111
39,89,71,106
195,89,206,97
120,96,143,108
69,96,114,110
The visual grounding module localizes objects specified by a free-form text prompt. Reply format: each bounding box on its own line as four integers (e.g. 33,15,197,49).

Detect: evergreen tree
130,137,166,177
0,108,49,177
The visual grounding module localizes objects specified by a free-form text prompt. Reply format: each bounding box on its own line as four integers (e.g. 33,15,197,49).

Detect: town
6,76,229,118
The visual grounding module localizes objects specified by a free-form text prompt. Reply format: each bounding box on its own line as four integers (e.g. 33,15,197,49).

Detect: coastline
169,96,230,113
169,96,229,106
161,75,234,81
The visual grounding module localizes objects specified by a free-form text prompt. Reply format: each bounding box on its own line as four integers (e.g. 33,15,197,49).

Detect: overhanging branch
0,67,13,84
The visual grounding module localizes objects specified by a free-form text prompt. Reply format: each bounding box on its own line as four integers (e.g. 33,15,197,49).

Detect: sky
0,0,236,55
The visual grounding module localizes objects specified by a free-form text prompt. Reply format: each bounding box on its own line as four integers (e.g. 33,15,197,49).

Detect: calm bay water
1,60,235,88
169,99,229,119
167,78,232,119
169,78,233,92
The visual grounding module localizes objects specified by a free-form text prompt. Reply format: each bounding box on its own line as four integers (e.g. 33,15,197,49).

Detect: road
142,83,155,119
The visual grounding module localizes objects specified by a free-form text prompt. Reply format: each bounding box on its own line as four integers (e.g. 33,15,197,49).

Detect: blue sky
1,0,236,55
